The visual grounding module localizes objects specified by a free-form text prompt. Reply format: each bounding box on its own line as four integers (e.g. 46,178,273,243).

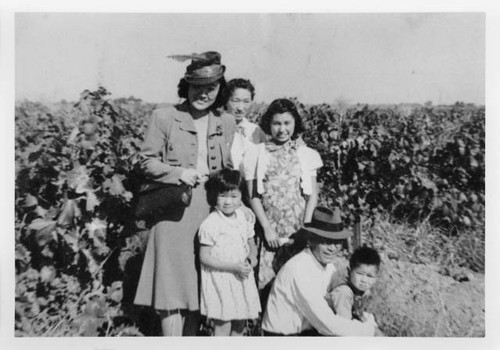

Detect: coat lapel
207,111,223,137
175,102,197,133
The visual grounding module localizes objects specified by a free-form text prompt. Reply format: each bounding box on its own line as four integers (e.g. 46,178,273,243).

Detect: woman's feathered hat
168,51,226,85
301,207,352,240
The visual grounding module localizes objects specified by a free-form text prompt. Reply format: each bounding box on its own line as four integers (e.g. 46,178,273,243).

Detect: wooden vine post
351,214,362,252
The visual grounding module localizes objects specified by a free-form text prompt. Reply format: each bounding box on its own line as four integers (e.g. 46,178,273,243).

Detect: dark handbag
134,182,192,220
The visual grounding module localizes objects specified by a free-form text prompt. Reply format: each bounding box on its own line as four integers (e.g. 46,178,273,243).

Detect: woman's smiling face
270,112,295,144
188,82,220,111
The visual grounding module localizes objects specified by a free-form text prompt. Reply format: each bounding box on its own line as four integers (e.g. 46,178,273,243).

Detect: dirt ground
366,256,485,337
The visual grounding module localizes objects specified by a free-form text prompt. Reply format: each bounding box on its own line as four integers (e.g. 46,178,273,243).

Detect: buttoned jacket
139,102,236,184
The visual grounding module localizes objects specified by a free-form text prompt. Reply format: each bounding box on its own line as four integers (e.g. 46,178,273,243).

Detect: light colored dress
243,140,323,289
198,207,261,321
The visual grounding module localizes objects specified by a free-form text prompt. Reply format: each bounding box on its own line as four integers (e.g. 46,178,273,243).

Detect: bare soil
366,256,485,337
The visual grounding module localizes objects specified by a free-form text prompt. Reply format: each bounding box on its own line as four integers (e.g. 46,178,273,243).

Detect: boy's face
349,264,378,293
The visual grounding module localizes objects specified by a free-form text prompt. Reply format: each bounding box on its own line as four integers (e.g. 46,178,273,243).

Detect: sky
15,12,485,105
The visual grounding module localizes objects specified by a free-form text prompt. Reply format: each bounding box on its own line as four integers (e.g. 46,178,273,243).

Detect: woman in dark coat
134,52,236,336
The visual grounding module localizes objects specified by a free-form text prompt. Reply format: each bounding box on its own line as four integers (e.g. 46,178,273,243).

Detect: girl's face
349,264,378,293
216,189,242,217
270,112,295,144
310,238,345,266
188,82,221,111
226,88,253,123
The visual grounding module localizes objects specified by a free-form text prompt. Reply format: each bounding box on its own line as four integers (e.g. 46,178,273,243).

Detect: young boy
327,246,381,322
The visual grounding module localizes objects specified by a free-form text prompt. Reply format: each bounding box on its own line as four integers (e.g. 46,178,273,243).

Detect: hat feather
167,53,211,63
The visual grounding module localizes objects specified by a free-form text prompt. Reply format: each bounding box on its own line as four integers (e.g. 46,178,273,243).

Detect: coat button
211,166,217,170
210,156,216,160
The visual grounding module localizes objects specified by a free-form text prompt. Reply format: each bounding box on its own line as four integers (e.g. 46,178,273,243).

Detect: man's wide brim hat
301,207,352,240
168,51,226,85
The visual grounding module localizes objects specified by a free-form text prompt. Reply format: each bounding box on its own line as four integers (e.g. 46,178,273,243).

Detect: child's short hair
205,168,244,207
349,246,381,270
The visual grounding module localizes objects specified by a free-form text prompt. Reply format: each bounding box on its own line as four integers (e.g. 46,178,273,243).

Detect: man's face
310,237,345,266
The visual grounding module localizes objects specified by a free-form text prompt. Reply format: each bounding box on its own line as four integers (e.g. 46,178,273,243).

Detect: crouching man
261,207,378,336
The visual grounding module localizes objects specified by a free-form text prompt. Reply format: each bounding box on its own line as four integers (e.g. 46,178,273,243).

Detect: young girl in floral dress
243,98,323,295
198,168,261,336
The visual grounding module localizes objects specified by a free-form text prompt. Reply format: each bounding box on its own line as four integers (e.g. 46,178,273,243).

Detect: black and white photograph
2,1,499,349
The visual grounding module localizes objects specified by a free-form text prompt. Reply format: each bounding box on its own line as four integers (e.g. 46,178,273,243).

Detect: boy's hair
349,246,381,270
205,168,244,207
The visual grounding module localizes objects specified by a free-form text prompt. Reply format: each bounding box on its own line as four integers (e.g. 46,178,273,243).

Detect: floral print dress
258,141,306,289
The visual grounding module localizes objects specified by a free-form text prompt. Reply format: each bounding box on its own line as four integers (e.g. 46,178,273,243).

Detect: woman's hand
233,261,252,280
264,226,281,249
180,169,199,186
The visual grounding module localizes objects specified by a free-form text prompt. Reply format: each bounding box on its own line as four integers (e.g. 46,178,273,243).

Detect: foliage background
14,88,484,337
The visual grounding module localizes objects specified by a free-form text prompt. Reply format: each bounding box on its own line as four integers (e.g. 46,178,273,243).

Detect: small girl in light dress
198,168,261,336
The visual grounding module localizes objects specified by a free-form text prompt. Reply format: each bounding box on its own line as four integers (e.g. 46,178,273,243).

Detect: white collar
215,207,239,221
236,117,251,128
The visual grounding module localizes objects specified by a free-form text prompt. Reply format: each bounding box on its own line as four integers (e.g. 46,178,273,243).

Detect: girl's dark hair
205,168,244,207
223,78,256,106
259,98,305,139
177,77,227,110
349,246,381,270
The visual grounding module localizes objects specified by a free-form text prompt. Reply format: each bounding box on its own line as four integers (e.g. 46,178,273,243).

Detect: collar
174,102,222,136
175,102,197,132
237,117,250,128
265,139,298,153
347,280,366,296
215,207,239,221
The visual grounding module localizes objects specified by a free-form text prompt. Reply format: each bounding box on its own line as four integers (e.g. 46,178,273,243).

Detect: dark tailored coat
134,102,236,311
